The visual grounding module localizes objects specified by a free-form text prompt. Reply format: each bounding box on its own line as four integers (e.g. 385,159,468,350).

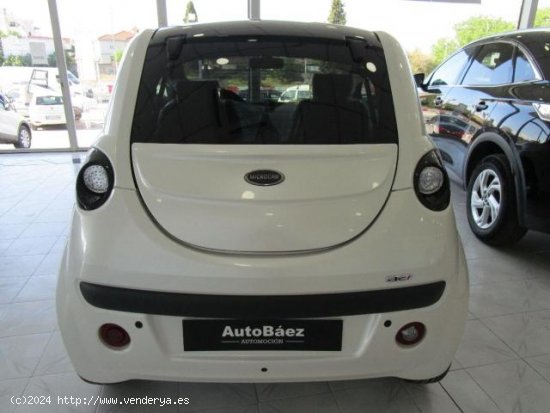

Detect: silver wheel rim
19,128,30,148
471,169,501,230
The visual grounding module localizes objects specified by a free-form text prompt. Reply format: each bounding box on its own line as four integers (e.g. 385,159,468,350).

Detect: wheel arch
18,120,32,134
464,132,526,227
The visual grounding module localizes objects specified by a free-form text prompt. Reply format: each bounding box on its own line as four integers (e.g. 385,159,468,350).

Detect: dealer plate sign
183,319,343,351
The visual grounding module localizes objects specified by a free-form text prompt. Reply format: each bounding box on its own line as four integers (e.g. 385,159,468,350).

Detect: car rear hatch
34,95,65,120
130,28,399,253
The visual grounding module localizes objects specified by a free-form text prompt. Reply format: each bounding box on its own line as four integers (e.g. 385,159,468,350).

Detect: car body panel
58,186,467,383
0,95,30,146
132,143,397,253
0,104,20,143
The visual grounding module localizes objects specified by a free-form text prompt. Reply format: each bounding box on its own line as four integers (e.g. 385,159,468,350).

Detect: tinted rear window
36,96,63,105
131,35,397,145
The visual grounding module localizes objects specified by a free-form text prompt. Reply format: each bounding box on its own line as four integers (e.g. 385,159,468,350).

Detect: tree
327,0,346,25
183,1,198,23
407,49,436,75
46,50,78,75
21,53,32,66
47,52,56,67
430,15,514,67
454,16,514,47
4,54,24,66
431,38,459,65
0,30,21,63
114,49,123,64
535,8,550,27
0,30,22,38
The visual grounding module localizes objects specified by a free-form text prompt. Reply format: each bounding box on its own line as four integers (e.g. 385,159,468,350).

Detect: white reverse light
83,165,109,194
418,166,444,195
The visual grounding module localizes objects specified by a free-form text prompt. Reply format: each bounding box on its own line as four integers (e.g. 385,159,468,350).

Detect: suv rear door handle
434,96,443,106
475,101,488,111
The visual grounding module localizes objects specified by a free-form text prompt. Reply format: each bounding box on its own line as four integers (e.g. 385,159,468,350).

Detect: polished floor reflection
1,153,549,412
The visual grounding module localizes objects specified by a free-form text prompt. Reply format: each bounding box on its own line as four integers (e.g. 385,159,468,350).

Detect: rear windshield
36,96,63,105
131,35,398,145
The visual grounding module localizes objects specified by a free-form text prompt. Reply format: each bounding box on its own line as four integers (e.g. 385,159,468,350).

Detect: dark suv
417,29,550,245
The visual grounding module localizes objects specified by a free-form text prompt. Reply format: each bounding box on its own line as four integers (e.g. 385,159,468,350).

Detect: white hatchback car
28,93,66,128
57,21,468,385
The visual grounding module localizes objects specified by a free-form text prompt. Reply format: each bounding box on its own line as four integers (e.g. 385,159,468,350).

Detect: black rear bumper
80,281,446,319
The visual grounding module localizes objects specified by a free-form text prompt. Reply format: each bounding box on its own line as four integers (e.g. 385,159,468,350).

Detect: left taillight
414,149,450,211
76,149,114,210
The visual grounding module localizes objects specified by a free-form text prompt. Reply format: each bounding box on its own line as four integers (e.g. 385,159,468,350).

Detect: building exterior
94,29,137,78
1,36,72,65
0,7,36,37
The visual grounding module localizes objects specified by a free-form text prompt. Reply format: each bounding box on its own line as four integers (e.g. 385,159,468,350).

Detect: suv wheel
14,125,31,149
467,154,526,245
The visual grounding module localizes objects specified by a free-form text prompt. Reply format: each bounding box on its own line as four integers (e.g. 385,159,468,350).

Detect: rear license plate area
183,319,342,351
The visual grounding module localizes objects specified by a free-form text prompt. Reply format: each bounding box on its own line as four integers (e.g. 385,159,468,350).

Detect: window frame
459,42,515,87
457,40,542,87
426,47,474,89
512,44,540,83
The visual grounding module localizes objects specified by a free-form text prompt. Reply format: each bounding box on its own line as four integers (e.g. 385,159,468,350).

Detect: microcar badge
245,170,285,186
385,274,413,283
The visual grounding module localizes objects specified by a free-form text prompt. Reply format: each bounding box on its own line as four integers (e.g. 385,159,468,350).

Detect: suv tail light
414,149,450,211
77,149,114,210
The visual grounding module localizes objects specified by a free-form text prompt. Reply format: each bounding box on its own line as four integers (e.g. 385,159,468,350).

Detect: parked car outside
278,84,311,102
238,88,282,101
28,93,66,128
58,21,468,385
417,29,550,245
0,93,32,148
0,66,84,119
3,83,29,116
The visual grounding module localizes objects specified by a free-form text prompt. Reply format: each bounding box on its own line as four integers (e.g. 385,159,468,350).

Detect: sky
2,0,549,53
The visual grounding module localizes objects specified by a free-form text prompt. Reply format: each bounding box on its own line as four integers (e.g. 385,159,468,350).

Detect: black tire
467,154,526,246
14,124,31,149
404,364,450,384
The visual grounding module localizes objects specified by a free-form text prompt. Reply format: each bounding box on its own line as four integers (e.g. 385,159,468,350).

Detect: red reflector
99,323,130,348
396,322,426,346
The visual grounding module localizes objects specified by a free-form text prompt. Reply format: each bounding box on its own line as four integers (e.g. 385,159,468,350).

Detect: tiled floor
1,152,549,413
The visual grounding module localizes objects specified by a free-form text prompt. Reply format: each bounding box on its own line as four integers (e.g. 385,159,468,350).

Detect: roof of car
464,28,550,49
150,20,381,47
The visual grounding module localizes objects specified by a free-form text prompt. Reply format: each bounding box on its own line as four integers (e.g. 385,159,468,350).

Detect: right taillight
76,148,114,210
414,149,450,211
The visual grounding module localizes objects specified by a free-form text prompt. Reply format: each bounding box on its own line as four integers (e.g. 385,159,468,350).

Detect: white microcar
57,21,468,384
